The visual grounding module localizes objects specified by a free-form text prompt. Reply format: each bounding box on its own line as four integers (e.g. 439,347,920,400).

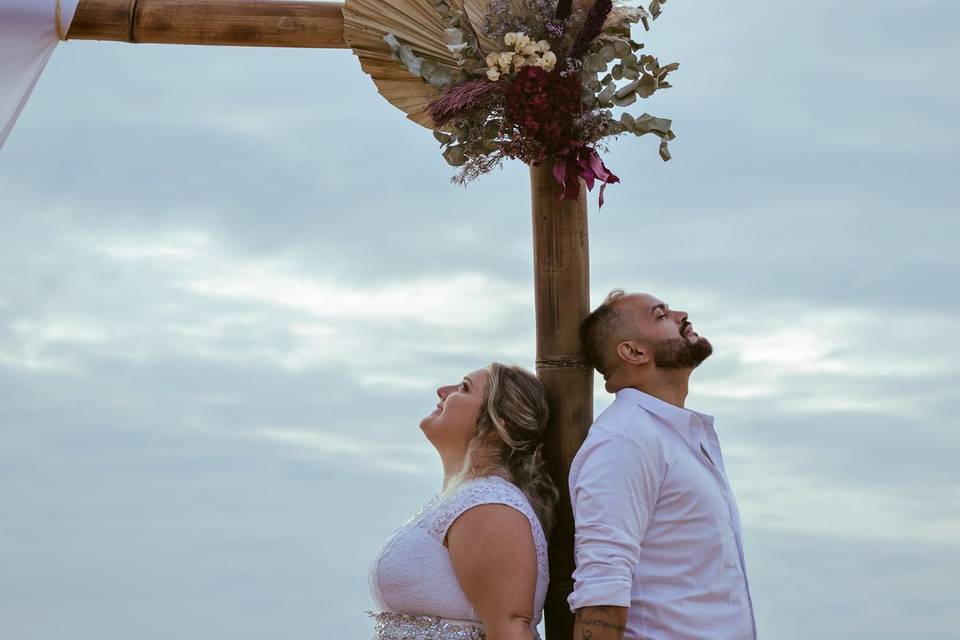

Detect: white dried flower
513,34,531,50
513,53,528,68
537,40,550,52
504,32,517,46
487,67,501,81
486,52,499,67
542,51,557,67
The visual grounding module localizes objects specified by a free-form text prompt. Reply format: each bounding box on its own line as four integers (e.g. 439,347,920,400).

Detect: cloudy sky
1,0,958,638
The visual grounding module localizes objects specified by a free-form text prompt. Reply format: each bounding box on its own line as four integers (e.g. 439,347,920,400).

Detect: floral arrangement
383,0,678,206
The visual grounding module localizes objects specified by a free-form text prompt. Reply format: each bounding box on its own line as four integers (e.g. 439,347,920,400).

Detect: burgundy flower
503,67,582,157
552,144,620,208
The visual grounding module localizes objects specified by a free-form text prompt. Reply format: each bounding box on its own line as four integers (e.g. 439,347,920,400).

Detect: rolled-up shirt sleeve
567,432,665,611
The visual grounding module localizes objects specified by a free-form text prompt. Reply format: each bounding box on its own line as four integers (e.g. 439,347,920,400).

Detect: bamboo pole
530,163,594,640
66,0,347,48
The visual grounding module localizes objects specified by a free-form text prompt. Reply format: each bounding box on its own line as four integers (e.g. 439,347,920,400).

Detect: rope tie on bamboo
54,0,66,40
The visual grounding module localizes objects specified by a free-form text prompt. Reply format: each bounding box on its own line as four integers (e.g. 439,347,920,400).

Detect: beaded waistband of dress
367,611,486,640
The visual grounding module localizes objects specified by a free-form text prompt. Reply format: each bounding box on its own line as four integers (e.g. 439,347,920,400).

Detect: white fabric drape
0,0,81,150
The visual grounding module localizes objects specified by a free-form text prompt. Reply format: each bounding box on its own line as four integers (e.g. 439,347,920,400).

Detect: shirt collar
615,387,715,444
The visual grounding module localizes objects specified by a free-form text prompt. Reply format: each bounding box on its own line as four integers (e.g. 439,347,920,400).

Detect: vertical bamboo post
530,163,594,640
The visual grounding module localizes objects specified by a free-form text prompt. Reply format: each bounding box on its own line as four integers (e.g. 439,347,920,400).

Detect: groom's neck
610,370,691,408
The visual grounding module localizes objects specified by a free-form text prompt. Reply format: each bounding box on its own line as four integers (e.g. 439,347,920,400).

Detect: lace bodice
368,475,549,639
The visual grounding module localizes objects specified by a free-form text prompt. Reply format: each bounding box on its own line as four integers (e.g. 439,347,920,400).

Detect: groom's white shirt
568,388,757,639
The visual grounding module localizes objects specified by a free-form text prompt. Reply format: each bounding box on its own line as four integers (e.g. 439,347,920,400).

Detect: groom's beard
652,336,714,369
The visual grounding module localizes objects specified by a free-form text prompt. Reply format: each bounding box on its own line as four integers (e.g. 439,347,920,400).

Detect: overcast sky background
1,1,958,638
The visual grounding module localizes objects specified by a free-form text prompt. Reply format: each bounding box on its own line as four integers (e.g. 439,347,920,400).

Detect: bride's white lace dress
368,475,549,639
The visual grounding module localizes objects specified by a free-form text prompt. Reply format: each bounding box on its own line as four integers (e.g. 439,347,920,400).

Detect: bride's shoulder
419,475,530,540
460,474,526,500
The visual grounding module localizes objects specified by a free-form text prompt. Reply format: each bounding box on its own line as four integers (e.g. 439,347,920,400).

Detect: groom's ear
616,340,650,366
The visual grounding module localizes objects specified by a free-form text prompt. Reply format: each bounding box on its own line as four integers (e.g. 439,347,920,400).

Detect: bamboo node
536,357,592,369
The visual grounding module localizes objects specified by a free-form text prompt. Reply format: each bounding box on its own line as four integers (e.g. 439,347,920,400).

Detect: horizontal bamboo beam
66,0,347,48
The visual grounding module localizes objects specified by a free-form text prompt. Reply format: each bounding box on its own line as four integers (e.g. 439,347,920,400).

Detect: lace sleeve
422,476,544,545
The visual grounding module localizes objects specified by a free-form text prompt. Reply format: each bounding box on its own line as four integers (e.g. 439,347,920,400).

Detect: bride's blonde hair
442,362,559,535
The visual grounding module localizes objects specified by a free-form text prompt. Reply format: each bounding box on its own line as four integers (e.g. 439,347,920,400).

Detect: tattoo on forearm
579,619,625,630
575,607,626,638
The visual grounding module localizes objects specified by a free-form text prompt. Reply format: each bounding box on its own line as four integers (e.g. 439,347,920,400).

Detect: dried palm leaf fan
342,0,533,130
342,0,456,129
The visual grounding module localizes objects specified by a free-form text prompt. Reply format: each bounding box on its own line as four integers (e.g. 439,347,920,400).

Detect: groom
568,290,756,640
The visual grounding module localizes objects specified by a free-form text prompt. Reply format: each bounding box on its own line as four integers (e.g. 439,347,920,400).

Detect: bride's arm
447,504,538,640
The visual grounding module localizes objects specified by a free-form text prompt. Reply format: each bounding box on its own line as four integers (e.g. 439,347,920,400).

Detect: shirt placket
698,421,757,639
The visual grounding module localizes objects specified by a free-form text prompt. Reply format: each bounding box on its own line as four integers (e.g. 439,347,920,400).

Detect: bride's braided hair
444,363,559,535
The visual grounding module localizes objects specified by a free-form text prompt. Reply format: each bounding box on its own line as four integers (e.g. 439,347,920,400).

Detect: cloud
2,2,959,637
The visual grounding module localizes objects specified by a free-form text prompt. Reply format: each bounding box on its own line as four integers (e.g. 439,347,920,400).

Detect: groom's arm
567,433,665,640
573,605,627,640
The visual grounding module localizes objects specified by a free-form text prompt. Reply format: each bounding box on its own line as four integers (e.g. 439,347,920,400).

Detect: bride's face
420,368,490,454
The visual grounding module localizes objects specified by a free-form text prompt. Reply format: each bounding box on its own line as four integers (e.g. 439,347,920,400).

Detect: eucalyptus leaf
462,59,487,75
588,54,608,73
607,120,626,135
443,28,468,54
598,83,617,104
660,61,680,76
612,92,638,107
384,33,424,78
611,64,624,80
620,112,636,130
613,39,631,57
622,65,640,80
636,74,658,98
443,145,467,166
481,140,501,153
659,140,671,161
632,114,674,136
615,80,641,99
421,60,455,90
649,0,662,20
599,45,616,63
433,130,452,144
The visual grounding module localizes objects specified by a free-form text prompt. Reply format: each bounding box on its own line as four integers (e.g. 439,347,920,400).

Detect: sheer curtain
0,0,81,149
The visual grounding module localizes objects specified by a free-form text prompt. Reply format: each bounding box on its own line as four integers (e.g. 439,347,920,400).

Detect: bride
368,363,558,640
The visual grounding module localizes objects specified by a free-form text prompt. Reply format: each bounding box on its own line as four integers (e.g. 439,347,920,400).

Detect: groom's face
620,294,713,369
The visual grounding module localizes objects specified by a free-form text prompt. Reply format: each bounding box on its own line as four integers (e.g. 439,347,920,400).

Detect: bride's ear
616,340,650,366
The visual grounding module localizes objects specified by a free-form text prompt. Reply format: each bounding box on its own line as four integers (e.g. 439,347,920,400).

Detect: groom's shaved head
581,289,632,376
